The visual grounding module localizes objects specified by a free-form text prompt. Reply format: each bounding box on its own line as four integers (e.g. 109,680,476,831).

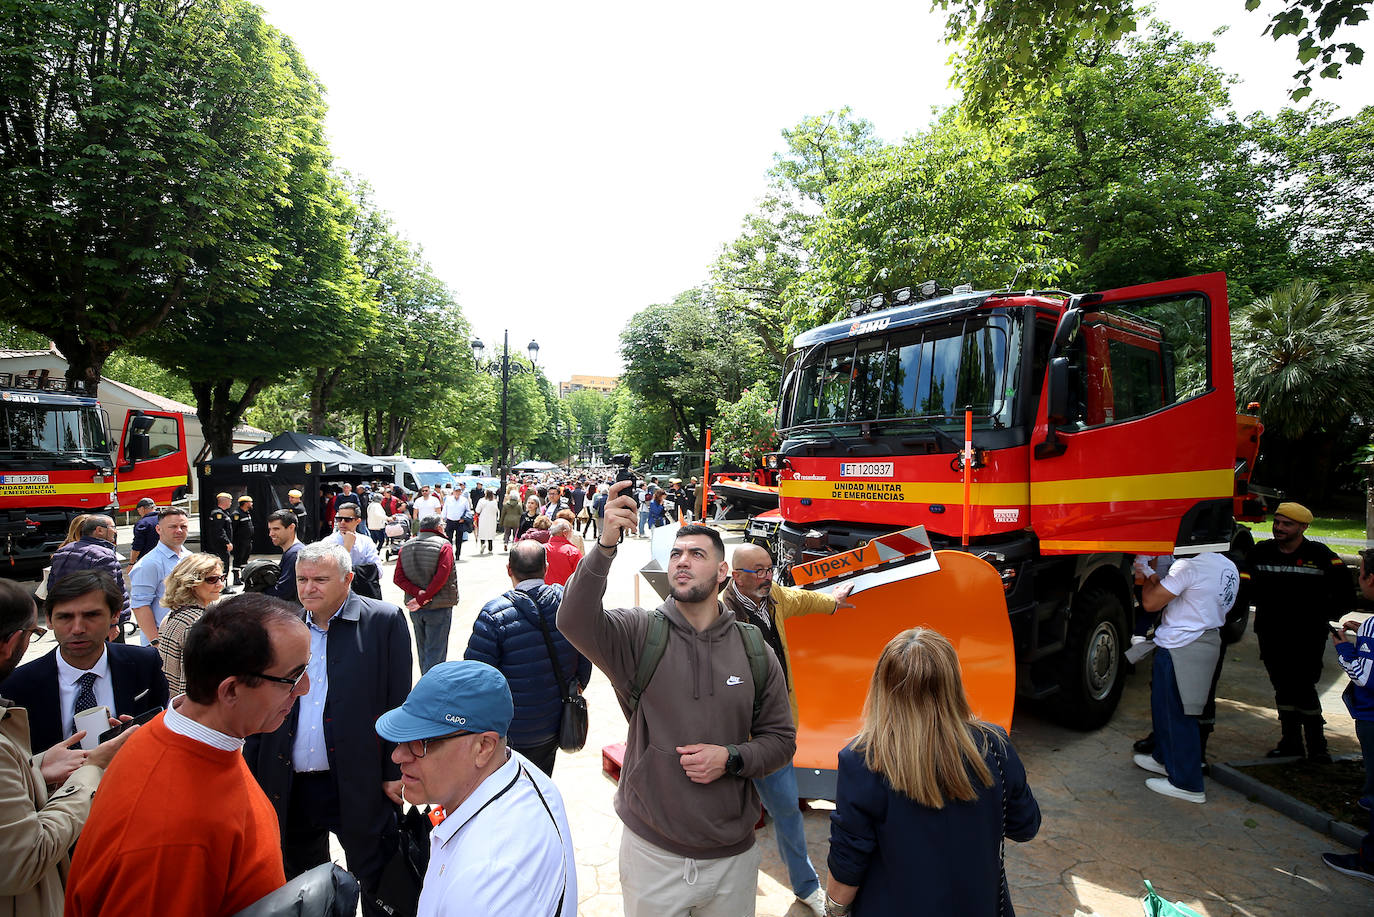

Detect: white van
375,455,457,494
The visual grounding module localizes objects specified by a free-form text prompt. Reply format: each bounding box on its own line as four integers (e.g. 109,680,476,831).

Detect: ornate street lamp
471,331,540,488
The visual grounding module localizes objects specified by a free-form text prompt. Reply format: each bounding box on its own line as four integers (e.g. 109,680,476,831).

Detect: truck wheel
1049,587,1128,730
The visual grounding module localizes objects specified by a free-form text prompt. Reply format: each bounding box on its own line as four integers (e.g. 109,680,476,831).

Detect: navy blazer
0,644,170,753
243,592,413,839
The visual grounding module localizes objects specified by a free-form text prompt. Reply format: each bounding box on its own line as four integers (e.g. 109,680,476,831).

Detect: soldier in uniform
207,492,235,589
232,494,255,585
1244,500,1353,761
287,488,308,525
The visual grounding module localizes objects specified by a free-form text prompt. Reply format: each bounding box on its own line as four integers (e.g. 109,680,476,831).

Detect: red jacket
544,535,583,586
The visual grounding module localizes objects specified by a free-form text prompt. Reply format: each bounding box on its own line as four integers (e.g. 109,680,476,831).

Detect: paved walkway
20,530,1374,915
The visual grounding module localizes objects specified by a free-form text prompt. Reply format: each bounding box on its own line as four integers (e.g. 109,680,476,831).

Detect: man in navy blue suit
0,569,169,753
244,541,412,917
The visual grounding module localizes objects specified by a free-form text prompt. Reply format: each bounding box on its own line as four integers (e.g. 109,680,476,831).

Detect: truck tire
1049,587,1128,730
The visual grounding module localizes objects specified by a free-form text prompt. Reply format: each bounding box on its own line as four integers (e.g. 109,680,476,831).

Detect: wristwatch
724,744,743,776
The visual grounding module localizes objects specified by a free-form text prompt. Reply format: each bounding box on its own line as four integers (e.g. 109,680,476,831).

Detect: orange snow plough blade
783,550,1016,799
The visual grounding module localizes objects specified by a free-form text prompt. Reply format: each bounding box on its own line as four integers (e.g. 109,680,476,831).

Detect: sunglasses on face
337,515,359,522
200,574,226,585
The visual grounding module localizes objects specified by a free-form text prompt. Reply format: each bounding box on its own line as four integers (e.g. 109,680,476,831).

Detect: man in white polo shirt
376,660,574,917
1134,550,1240,803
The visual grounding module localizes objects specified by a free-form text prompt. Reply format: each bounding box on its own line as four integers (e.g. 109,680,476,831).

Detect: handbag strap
991,733,1008,917
511,590,572,702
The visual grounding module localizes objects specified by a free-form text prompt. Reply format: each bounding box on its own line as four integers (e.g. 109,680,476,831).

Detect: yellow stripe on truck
1040,539,1177,553
781,468,1231,507
118,474,189,491
1030,468,1232,504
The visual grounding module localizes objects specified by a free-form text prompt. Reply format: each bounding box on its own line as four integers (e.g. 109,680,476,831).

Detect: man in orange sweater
65,594,311,916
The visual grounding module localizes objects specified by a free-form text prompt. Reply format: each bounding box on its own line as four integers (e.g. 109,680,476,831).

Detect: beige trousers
619,827,762,917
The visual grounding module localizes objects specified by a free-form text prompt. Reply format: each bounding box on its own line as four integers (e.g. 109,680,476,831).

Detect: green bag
1141,880,1205,917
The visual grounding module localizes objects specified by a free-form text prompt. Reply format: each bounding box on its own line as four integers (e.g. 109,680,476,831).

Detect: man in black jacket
244,541,412,915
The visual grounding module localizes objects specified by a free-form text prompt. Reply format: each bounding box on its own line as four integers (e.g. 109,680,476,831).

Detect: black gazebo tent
196,432,392,551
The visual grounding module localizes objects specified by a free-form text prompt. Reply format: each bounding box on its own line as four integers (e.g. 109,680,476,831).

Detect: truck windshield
781,312,1019,435
416,471,456,488
0,404,108,456
645,454,686,477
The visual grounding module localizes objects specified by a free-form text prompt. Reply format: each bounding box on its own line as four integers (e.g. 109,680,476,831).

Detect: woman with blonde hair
825,627,1040,916
156,553,226,695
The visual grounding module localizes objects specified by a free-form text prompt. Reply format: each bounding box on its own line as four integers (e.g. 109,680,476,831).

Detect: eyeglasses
28,625,48,640
740,567,775,578
336,515,359,522
250,659,310,691
402,731,472,758
200,574,226,585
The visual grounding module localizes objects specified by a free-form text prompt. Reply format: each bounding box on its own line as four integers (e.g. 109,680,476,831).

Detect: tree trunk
309,366,343,434
49,330,112,400
191,376,268,458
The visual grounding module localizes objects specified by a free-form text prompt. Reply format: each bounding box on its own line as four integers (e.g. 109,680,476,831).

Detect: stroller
383,514,412,561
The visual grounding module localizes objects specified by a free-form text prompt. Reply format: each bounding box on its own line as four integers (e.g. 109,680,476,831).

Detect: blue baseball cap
376,661,513,742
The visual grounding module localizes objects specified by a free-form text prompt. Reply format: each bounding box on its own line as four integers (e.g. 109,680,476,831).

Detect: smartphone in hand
98,706,163,743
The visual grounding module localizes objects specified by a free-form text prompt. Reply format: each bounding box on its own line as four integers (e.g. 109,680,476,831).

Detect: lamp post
471,330,539,490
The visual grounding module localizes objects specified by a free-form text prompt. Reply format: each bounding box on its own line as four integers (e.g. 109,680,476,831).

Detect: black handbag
231,863,358,917
370,803,434,917
518,590,590,753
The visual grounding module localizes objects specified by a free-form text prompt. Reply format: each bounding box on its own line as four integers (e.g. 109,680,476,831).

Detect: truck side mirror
1046,357,1070,426
1036,357,1071,460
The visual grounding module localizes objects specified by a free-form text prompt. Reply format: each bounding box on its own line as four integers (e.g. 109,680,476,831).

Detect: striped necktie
72,672,99,733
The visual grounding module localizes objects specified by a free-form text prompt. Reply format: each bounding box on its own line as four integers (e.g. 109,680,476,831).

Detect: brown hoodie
560,543,796,858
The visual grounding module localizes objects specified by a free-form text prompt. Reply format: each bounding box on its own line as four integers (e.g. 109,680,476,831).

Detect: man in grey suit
243,542,412,916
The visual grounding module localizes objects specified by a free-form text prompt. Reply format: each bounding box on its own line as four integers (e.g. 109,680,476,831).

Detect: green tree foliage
1232,280,1374,501
1252,104,1374,287
0,0,311,396
937,0,1368,115
1247,0,1369,100
332,259,469,457
935,0,1139,120
806,114,1067,322
564,389,615,461
713,387,778,468
607,385,675,464
1005,24,1288,298
137,37,375,457
618,291,771,454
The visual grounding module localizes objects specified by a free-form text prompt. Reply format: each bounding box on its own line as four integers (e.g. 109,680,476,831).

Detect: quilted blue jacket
464,581,592,747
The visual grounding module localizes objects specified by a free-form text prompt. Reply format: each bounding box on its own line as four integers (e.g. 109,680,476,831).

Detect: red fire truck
0,372,190,568
771,272,1263,729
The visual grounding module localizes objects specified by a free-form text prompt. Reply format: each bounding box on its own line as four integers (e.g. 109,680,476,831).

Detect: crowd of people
1,477,1370,915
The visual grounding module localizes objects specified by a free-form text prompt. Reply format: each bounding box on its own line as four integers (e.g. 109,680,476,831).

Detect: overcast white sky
254,0,1368,387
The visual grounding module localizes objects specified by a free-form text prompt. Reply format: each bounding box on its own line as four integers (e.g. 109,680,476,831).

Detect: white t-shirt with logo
1155,552,1240,649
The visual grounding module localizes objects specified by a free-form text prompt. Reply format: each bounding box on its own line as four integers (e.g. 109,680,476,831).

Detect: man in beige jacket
0,579,134,917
